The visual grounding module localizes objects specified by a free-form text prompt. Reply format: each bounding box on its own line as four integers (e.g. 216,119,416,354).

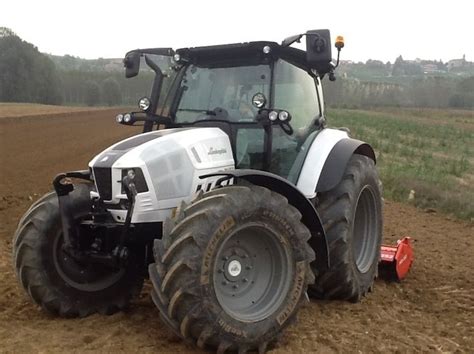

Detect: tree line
59,70,154,106
323,75,474,109
0,27,152,107
1,27,473,109
0,28,62,104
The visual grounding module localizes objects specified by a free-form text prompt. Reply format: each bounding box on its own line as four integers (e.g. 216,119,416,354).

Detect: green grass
327,108,474,220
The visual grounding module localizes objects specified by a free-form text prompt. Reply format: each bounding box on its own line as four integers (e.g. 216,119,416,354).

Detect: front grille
93,167,112,200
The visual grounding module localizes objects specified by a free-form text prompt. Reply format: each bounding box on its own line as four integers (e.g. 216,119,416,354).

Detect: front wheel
310,154,383,301
13,184,144,317
149,185,315,353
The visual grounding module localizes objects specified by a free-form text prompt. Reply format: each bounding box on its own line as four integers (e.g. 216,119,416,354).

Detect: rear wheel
149,185,315,353
13,184,144,317
310,154,383,301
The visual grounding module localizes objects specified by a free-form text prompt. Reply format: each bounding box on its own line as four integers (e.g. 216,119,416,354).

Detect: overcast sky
2,0,473,63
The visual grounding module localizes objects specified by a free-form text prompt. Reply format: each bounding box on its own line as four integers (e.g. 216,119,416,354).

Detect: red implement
378,237,414,281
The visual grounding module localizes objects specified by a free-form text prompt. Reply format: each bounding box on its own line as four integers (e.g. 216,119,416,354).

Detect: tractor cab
117,30,343,182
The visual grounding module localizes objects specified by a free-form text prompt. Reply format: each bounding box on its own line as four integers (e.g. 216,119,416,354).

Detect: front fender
202,169,329,270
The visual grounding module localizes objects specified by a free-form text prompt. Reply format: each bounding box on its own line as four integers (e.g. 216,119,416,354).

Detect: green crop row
327,108,474,220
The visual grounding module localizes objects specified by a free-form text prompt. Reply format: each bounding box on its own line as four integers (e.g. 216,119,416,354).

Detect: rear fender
202,169,329,270
296,128,376,196
316,138,376,193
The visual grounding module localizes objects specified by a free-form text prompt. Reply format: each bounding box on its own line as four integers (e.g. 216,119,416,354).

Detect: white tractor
13,30,384,353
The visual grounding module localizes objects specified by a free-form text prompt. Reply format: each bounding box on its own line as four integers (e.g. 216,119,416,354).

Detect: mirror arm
144,54,160,73
281,33,304,47
143,55,164,132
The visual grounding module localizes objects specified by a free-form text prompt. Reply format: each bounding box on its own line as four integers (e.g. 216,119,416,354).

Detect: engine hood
89,127,233,170
88,127,235,217
89,128,190,169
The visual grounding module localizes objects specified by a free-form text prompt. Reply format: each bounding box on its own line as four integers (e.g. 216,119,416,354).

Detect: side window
273,60,320,131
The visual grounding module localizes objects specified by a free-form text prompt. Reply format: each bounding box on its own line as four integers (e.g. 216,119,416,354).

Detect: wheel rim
352,185,379,273
53,232,125,292
213,224,293,322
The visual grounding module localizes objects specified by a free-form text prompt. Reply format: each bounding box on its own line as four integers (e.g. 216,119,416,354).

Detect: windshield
167,59,322,182
175,64,271,123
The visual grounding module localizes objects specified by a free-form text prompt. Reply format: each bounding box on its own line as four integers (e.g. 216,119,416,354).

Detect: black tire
149,185,315,353
310,154,383,302
13,184,144,317
18,191,56,228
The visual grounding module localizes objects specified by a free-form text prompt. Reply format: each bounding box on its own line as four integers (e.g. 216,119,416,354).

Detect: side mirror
306,29,332,73
124,51,141,78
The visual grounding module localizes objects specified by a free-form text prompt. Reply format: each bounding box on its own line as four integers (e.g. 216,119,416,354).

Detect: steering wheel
212,107,229,119
195,107,229,120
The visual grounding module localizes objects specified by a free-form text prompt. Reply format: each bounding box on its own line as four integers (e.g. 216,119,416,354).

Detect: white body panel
89,128,234,223
89,126,350,223
296,128,349,198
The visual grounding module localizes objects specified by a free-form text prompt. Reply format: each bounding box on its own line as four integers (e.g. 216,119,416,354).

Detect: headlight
252,92,266,108
121,168,148,193
115,114,124,123
127,169,135,180
138,97,151,111
278,111,289,121
268,111,278,121
123,113,132,123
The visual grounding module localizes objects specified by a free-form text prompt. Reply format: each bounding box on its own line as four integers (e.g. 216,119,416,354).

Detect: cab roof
175,41,310,71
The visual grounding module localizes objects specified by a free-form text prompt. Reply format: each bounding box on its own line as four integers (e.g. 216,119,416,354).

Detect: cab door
268,59,322,182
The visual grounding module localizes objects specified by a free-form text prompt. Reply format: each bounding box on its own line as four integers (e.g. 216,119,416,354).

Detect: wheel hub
213,224,293,322
219,248,253,285
227,259,242,277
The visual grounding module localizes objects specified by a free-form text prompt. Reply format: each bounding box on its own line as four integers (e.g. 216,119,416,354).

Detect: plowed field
0,108,472,352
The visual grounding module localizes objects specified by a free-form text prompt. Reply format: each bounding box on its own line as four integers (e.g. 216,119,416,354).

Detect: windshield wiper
177,108,216,116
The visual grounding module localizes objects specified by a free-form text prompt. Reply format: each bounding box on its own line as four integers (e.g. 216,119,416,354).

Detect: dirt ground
0,103,112,119
0,109,473,353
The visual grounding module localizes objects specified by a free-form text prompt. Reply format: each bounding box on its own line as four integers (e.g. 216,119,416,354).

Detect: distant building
448,55,467,70
422,63,441,74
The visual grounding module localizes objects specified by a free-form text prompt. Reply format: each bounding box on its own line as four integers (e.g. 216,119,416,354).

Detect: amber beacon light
335,35,345,50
